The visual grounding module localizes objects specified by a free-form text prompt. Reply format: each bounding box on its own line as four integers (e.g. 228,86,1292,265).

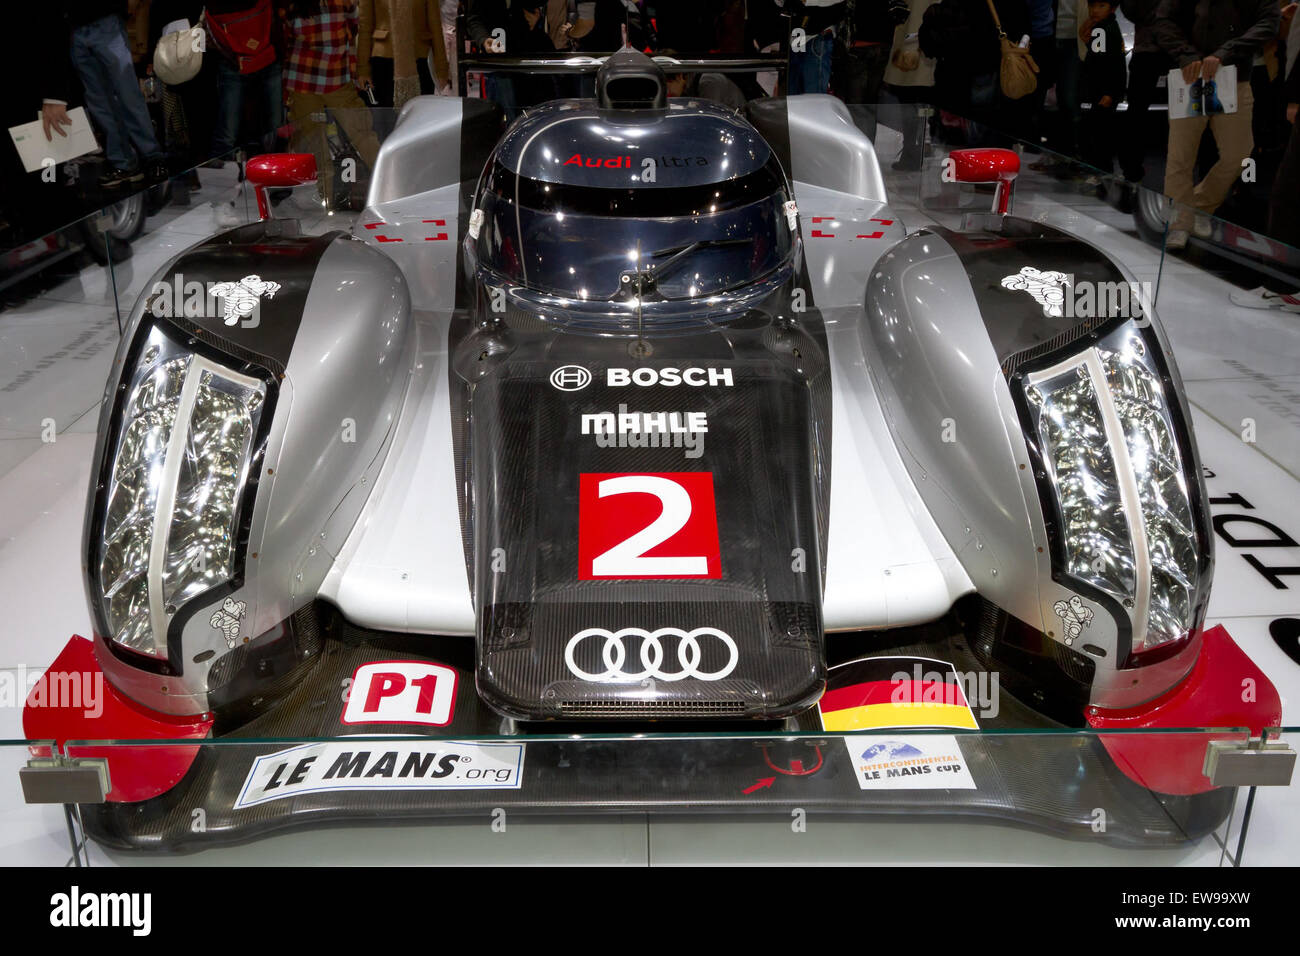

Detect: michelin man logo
1001,266,1071,317
209,598,247,648
1053,595,1094,645
209,275,281,325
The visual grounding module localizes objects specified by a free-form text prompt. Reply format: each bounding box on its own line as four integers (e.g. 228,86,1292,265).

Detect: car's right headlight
1017,322,1207,664
94,323,269,663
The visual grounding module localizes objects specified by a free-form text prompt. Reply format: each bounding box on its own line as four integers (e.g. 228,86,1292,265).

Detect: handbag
206,0,277,75
153,19,205,86
892,48,920,72
985,0,1038,100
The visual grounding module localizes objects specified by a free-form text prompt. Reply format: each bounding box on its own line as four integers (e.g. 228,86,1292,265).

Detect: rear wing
456,53,788,98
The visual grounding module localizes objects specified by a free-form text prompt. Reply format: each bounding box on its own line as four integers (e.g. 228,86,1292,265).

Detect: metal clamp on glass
1203,735,1296,788
20,752,111,805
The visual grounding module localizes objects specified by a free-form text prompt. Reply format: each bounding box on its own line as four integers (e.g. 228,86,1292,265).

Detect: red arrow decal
855,218,895,239
742,777,776,794
809,216,835,239
362,221,403,242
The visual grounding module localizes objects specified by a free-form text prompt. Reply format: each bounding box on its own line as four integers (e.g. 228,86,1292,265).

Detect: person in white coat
883,0,939,169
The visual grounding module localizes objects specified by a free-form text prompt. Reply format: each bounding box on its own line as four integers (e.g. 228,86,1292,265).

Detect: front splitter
66,623,1236,852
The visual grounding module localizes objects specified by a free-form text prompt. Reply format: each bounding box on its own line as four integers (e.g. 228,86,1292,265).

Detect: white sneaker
1166,229,1189,250
1192,214,1214,238
1229,286,1300,313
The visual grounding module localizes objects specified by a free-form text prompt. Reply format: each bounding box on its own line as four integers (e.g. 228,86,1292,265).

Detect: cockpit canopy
469,99,797,305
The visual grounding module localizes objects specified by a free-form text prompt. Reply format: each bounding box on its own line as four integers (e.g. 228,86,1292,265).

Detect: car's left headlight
1019,323,1207,662
94,323,269,662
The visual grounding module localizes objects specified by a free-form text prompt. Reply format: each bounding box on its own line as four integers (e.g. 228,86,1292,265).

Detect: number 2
592,475,707,576
578,472,720,579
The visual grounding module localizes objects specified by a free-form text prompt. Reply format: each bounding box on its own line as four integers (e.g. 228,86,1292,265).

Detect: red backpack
206,0,277,75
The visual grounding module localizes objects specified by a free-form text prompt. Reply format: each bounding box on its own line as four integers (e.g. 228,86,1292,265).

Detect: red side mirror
947,148,1020,215
245,153,318,220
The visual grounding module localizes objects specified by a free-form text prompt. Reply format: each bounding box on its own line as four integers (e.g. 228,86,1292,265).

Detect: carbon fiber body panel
456,297,831,718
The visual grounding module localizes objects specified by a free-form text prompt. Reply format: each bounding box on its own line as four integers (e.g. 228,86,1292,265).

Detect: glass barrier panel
2,73,1296,867
1151,195,1300,688
0,147,247,482
3,729,1292,864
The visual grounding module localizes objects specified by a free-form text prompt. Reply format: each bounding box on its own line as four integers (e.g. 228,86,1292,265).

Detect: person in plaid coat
281,0,380,203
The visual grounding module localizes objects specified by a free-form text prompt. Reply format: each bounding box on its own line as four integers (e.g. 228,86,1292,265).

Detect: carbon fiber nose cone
469,333,827,720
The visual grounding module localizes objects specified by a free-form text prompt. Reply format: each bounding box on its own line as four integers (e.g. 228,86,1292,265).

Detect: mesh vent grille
969,597,1001,668
292,603,322,656
560,699,747,717
1001,315,1114,377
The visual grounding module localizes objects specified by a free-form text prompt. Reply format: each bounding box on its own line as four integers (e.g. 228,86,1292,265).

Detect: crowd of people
901,0,1297,249
2,0,1298,252
813,0,1297,249
5,0,454,222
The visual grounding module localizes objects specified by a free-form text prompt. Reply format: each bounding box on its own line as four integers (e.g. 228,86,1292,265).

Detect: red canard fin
23,636,213,802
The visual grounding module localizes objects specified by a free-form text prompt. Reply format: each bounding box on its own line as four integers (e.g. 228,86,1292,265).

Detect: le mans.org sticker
842,735,977,791
818,656,980,731
234,740,524,809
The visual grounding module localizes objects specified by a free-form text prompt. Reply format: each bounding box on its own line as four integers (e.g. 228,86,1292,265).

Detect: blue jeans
485,74,518,121
212,59,284,157
789,32,834,95
69,15,162,171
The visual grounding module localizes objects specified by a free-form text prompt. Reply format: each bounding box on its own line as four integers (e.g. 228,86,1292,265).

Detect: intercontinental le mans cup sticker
841,735,978,791
234,739,525,809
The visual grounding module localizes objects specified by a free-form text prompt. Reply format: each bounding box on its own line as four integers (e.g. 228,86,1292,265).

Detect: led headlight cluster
1022,324,1202,658
97,325,267,660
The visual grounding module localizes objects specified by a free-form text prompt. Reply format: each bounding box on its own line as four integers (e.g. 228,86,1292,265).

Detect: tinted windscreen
474,162,793,301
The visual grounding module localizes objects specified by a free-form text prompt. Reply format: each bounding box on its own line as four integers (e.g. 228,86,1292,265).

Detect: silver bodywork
90,236,413,715
861,235,1202,708
86,93,1211,714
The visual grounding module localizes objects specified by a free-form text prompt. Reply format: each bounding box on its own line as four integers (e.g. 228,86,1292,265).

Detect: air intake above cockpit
596,48,668,110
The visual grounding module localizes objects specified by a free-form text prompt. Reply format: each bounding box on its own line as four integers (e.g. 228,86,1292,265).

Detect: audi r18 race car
20,50,1284,850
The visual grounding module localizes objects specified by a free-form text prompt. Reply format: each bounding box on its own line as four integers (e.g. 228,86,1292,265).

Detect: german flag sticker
818,656,980,732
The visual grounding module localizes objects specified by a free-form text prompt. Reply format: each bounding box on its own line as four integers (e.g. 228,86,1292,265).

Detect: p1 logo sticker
342,662,458,726
579,472,721,579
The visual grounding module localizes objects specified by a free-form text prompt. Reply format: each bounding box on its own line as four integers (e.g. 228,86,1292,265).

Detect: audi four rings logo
564,627,739,682
550,365,592,391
